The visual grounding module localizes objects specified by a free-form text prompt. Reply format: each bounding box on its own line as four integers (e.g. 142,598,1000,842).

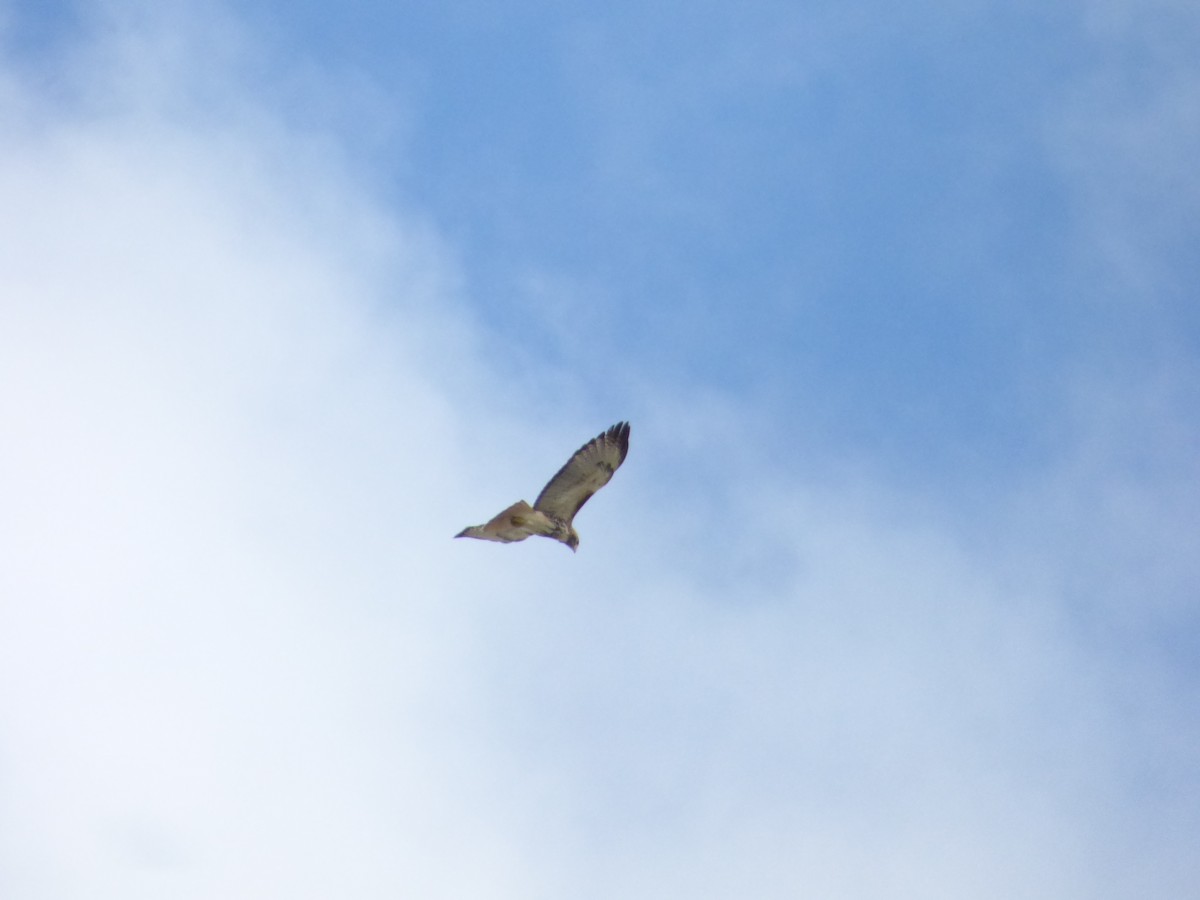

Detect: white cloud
0,11,520,898
1,5,1197,899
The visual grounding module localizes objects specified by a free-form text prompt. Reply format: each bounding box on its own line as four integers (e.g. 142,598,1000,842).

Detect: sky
1,0,1198,897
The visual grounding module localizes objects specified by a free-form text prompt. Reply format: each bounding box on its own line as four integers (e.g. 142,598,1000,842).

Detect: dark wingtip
608,421,630,461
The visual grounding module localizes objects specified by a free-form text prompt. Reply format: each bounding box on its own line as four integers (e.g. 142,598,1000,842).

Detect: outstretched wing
534,422,630,524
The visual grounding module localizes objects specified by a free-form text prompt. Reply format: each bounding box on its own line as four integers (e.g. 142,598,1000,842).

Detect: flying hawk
455,422,630,552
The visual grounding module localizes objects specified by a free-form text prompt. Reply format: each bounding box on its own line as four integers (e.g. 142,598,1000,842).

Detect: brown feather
456,423,630,549
534,422,630,523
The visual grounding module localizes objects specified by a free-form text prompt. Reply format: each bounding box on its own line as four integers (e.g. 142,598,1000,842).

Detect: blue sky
2,0,1198,897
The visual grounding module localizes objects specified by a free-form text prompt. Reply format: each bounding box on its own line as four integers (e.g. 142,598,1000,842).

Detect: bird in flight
455,422,630,552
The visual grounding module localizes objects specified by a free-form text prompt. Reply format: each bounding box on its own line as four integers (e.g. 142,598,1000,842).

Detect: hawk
455,422,630,552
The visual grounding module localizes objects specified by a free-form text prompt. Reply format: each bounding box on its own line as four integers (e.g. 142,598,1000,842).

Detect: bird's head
565,530,579,553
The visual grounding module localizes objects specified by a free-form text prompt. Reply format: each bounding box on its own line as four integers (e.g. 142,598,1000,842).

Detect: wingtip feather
608,421,630,460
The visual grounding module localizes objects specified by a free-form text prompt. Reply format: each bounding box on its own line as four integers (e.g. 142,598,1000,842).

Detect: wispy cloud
1,4,1197,899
